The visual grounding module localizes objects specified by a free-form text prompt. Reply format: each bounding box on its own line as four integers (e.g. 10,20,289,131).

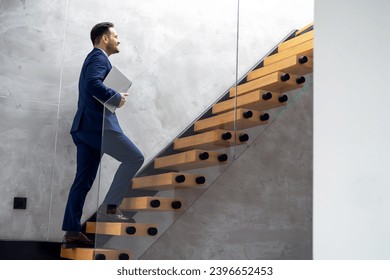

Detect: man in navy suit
62,22,144,247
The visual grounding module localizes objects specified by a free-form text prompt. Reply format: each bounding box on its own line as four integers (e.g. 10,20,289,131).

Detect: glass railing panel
92,7,314,261
233,0,314,160
231,2,314,258
93,2,240,260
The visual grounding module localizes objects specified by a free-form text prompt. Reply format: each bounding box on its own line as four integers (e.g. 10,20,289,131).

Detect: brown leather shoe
62,232,94,249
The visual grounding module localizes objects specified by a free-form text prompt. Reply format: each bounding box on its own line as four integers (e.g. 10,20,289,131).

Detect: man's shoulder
84,48,110,66
86,48,106,60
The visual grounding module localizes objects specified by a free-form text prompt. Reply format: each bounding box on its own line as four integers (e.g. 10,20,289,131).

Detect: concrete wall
0,0,313,254
314,0,390,259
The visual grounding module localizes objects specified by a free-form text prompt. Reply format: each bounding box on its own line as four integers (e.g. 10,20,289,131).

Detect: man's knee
133,151,144,167
121,150,144,166
138,153,145,166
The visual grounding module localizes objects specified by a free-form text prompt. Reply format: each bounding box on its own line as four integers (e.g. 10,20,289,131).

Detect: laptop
94,66,132,113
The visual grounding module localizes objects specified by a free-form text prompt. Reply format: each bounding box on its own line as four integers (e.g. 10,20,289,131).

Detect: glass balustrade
94,1,241,259
85,0,315,259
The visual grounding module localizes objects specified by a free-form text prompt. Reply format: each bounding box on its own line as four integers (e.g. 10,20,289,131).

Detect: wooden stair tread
120,196,183,211
61,247,131,260
194,108,268,133
264,39,313,66
278,29,313,52
229,72,305,96
247,54,313,81
174,129,248,151
86,222,158,236
213,91,287,115
132,172,206,190
154,149,228,171
295,22,313,36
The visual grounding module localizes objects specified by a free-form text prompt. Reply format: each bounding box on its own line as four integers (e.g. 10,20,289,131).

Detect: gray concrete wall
0,0,313,254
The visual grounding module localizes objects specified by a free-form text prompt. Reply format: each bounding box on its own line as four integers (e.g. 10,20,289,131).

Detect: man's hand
118,93,129,108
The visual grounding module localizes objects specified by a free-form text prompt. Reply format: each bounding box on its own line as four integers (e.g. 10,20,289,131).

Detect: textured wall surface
0,0,67,240
0,0,313,256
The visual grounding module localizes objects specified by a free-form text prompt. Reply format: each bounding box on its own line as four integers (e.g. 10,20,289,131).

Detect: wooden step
212,91,288,115
86,222,159,236
264,39,313,66
60,247,131,260
295,22,313,36
247,54,312,81
194,108,269,133
154,149,228,171
174,129,249,151
132,172,206,191
120,196,183,211
229,72,305,97
278,29,313,52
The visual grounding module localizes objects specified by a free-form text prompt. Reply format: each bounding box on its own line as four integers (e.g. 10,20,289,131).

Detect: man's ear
102,34,109,44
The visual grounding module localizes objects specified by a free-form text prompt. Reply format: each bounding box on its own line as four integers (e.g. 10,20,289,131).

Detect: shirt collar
96,47,109,58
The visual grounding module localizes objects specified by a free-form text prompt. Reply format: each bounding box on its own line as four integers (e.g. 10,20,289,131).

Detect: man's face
105,27,120,55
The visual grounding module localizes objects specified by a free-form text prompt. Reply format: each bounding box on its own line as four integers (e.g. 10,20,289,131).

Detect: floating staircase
60,23,314,260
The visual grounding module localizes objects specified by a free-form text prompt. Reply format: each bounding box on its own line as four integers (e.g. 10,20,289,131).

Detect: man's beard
107,43,119,54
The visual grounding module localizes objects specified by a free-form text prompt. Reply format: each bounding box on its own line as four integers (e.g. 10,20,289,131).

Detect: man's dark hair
90,22,114,45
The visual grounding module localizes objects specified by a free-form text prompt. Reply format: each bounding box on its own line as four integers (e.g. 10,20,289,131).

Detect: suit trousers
62,130,144,232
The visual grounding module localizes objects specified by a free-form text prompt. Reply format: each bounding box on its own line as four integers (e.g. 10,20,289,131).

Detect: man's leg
102,131,144,206
62,132,101,233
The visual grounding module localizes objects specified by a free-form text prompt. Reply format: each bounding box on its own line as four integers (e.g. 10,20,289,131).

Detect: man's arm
85,54,122,106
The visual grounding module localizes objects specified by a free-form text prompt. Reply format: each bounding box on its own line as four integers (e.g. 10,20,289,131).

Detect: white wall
314,0,390,259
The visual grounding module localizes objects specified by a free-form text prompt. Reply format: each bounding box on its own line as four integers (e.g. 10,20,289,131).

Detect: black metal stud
298,56,308,64
218,154,228,162
195,176,206,184
199,152,209,160
171,201,182,209
243,110,253,119
281,73,290,81
119,253,130,260
278,95,288,103
239,133,249,142
95,254,106,260
296,76,306,84
221,132,232,140
150,199,161,208
262,92,272,100
260,113,270,121
175,175,186,183
147,227,158,236
126,226,137,235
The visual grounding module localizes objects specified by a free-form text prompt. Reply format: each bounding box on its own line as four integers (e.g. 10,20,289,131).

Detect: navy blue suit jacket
71,48,122,134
